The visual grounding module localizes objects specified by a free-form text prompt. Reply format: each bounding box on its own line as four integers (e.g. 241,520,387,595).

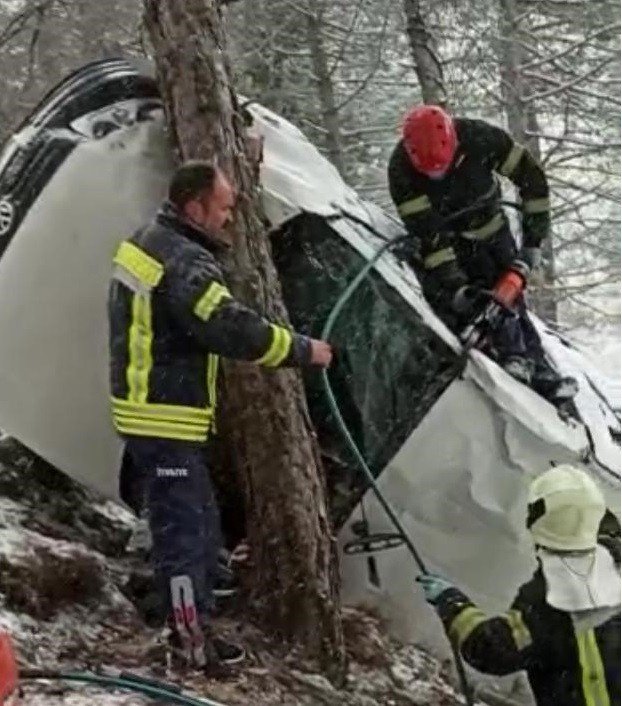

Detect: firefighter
417,465,620,706
108,161,332,671
388,104,577,403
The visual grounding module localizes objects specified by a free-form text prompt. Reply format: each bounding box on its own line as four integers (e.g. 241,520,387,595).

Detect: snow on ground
0,438,490,706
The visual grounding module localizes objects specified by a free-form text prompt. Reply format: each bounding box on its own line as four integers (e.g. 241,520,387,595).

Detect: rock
0,529,106,619
0,438,133,557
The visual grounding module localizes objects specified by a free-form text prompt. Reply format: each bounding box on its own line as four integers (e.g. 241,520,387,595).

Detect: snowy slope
0,442,486,706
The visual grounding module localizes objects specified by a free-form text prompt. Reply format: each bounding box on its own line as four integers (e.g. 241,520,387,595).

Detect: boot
532,362,579,402
547,377,579,401
502,355,534,386
166,575,245,673
164,623,245,674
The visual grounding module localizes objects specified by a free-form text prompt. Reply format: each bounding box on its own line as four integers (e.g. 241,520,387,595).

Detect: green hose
20,669,227,706
319,235,475,706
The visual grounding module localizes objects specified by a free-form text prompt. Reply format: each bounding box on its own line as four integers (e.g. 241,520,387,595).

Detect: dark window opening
272,214,459,529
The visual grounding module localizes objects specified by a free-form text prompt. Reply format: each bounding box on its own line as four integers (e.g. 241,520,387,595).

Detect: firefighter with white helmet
417,465,620,706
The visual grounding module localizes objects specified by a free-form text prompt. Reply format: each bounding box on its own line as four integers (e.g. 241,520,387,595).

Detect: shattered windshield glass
272,214,459,527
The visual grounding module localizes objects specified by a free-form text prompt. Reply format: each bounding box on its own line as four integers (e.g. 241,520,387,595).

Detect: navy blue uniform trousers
122,437,222,622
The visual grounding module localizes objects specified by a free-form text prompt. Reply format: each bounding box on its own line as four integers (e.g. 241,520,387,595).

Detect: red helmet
402,105,457,178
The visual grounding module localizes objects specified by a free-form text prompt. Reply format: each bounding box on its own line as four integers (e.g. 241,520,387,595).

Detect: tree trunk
143,0,346,682
524,109,557,324
402,0,447,105
305,0,345,174
497,0,558,324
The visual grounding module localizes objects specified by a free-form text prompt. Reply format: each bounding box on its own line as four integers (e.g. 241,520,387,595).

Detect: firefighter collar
538,545,620,612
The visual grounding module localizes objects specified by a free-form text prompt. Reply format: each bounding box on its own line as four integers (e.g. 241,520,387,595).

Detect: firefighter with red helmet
388,105,576,402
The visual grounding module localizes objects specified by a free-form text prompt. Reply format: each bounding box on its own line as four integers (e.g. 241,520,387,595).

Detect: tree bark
402,0,447,106
497,0,558,324
143,0,346,682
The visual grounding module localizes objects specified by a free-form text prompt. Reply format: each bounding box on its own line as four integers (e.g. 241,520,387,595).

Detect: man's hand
309,339,333,367
416,573,455,604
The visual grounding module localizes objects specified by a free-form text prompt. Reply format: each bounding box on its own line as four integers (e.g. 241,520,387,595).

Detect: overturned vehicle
0,59,619,693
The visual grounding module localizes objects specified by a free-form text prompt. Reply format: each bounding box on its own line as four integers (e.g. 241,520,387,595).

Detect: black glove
522,211,550,249
451,285,486,315
512,246,541,279
392,237,421,264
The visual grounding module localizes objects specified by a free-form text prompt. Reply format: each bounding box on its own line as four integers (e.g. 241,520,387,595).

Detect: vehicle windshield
272,213,459,527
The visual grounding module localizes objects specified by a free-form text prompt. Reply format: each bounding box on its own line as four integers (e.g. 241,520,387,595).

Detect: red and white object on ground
0,632,18,705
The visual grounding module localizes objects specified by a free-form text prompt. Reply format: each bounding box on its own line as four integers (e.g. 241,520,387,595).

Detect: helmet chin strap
537,544,596,557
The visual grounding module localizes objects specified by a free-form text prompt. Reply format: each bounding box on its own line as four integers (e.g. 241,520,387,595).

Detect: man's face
186,172,236,244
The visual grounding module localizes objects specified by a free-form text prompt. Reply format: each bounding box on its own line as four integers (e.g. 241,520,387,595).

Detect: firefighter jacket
435,543,620,706
388,118,550,292
108,202,312,443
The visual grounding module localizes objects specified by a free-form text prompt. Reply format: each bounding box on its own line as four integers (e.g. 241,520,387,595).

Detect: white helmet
527,465,606,552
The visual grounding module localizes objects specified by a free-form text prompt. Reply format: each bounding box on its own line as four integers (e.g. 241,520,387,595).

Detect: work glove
392,237,421,264
511,246,541,280
416,573,455,604
522,211,550,252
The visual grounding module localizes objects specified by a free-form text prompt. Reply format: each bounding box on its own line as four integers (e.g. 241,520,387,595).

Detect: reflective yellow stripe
113,417,209,442
113,241,163,288
194,282,232,321
207,354,219,408
576,629,611,706
397,194,432,217
498,144,525,177
126,293,153,403
112,407,211,427
523,197,550,214
424,247,457,270
111,397,213,441
255,325,293,367
207,354,219,434
112,397,212,422
461,212,505,240
505,609,532,651
448,606,488,647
